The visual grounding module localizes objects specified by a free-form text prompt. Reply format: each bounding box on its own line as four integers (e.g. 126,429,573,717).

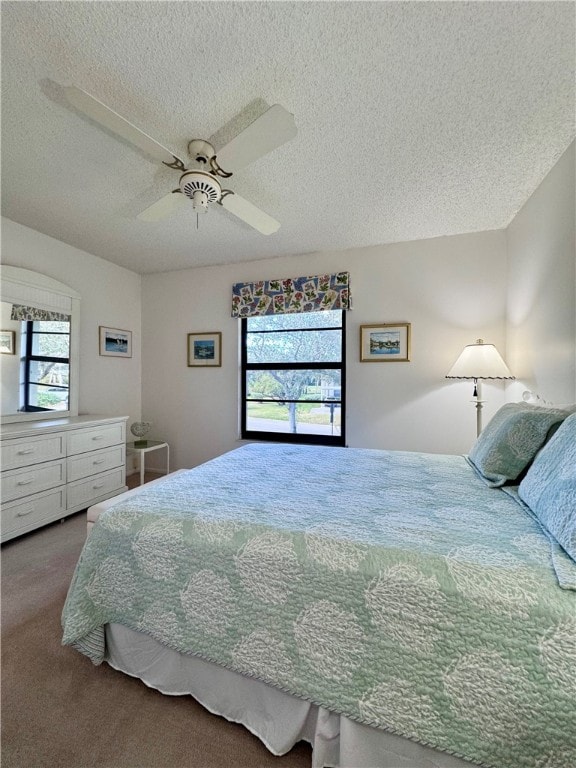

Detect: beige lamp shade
446,339,514,437
445,339,514,381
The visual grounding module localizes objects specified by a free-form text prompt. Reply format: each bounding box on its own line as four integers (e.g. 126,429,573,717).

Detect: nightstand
126,440,170,486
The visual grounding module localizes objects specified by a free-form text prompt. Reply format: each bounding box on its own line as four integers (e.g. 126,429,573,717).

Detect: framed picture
187,332,222,367
360,323,411,362
0,330,16,355
99,326,132,358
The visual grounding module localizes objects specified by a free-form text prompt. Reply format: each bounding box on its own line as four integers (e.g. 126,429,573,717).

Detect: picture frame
187,332,222,367
99,326,132,358
0,330,16,355
360,322,411,362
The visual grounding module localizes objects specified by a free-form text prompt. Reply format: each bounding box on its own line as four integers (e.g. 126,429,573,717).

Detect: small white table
126,440,170,486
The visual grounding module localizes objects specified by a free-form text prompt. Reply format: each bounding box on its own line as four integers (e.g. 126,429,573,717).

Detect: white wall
0,218,142,428
506,141,576,406
142,230,508,470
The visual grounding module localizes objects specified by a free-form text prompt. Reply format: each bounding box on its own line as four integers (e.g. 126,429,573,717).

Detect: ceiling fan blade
215,104,297,173
137,192,188,222
220,193,280,235
64,86,186,167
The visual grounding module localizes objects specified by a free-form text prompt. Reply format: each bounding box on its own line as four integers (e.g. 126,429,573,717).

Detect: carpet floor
1,508,312,768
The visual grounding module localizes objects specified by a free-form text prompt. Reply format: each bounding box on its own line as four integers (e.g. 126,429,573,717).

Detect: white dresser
1,415,128,542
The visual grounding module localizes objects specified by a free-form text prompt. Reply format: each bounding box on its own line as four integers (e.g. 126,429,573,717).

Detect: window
21,320,70,412
241,310,345,446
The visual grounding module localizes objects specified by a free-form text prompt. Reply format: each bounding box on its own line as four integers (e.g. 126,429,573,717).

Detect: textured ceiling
1,1,574,274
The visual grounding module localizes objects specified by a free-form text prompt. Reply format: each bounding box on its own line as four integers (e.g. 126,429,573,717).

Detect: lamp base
473,379,485,437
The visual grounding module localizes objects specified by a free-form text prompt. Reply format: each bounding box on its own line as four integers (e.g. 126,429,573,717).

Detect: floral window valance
10,304,71,322
231,271,351,318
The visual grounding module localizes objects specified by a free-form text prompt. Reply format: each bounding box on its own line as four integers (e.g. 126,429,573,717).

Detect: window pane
246,401,341,436
31,332,70,358
242,311,345,446
32,321,69,333
28,383,69,411
247,328,342,364
247,310,342,332
29,360,70,386
246,370,341,402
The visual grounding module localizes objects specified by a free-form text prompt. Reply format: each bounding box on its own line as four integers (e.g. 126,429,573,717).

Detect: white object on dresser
1,415,128,542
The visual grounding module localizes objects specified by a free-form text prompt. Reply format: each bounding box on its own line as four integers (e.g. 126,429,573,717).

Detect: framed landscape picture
0,330,15,355
360,323,411,362
99,326,132,358
187,332,222,367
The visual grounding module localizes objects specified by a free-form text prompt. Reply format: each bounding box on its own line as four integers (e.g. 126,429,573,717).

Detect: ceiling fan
63,86,297,235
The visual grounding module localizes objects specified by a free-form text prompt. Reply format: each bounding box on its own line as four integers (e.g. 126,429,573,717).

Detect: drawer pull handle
93,459,105,465
17,448,35,455
16,508,34,517
93,482,105,489
92,436,104,441
17,479,34,486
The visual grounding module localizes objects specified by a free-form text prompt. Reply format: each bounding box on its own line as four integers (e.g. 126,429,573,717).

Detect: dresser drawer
1,433,66,471
67,445,125,482
68,423,125,456
1,460,66,504
67,467,125,510
1,487,66,540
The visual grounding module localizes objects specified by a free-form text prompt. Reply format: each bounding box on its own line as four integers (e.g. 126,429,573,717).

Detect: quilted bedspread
62,444,576,768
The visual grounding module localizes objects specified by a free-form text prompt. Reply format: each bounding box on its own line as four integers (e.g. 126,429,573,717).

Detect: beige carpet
1,508,312,768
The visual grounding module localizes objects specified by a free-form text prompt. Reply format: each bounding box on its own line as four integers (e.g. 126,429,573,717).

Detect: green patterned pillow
468,402,569,487
519,412,576,562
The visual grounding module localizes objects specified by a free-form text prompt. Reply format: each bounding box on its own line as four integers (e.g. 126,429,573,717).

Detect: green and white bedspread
62,444,576,768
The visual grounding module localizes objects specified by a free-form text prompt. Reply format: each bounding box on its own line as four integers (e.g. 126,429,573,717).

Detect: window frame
22,320,71,412
240,311,346,446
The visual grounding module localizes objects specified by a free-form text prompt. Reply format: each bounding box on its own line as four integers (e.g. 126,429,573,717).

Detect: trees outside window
241,310,345,446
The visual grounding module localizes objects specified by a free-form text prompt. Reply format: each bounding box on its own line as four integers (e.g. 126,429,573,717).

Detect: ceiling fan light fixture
179,170,222,212
192,189,209,213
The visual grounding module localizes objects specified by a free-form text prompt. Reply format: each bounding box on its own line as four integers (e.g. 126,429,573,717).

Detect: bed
62,404,576,768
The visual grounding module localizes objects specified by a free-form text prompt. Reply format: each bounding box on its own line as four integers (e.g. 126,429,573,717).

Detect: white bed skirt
105,624,478,768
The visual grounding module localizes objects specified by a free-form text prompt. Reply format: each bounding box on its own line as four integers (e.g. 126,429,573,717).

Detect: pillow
467,402,569,487
519,412,576,562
